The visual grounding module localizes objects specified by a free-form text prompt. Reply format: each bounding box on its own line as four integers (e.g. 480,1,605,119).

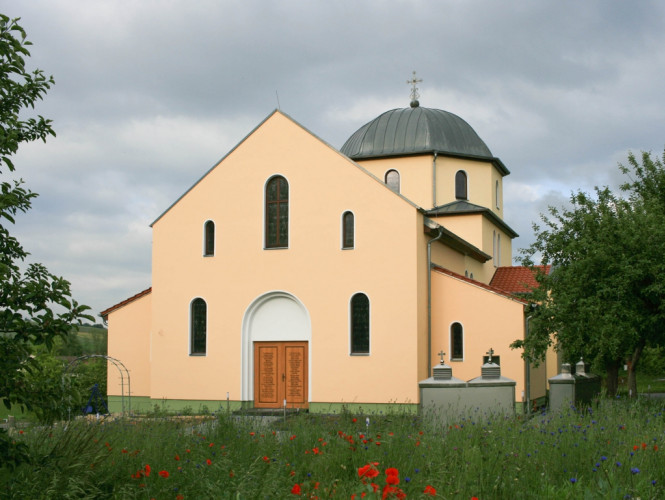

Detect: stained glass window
451,322,463,360
350,293,370,354
190,298,207,355
265,176,288,248
204,220,215,256
342,211,354,249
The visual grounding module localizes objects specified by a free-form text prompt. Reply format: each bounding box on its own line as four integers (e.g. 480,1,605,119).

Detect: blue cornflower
570,478,577,484
616,462,622,467
631,467,640,474
404,477,411,483
601,456,607,461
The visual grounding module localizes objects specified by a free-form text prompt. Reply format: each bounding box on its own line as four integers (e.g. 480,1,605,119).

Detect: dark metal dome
340,106,493,160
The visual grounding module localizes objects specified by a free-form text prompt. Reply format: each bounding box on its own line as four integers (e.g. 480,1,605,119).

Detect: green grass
3,398,664,499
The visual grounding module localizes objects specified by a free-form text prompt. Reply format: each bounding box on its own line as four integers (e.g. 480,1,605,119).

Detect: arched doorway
241,291,311,408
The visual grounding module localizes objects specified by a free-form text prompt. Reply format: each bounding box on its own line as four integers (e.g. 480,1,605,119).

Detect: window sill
450,358,463,362
350,353,370,356
189,353,206,357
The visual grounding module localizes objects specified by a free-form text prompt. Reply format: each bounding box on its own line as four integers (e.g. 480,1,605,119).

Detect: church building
102,86,555,414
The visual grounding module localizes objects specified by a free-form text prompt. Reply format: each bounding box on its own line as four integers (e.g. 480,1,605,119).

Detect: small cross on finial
406,71,422,107
438,350,446,364
486,347,494,363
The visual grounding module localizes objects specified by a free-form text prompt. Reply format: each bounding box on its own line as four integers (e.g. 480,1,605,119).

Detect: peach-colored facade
104,109,549,413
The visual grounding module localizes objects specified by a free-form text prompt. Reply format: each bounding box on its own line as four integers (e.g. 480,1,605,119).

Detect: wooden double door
254,341,308,409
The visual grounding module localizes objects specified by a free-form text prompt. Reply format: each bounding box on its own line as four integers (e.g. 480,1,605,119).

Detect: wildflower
386,468,400,485
631,467,640,474
291,484,301,495
358,464,379,480
616,462,622,467
290,435,296,440
206,459,212,465
121,448,128,454
175,454,180,461
633,445,639,451
159,470,169,478
570,478,577,484
654,445,659,451
601,456,607,461
263,456,270,462
176,495,184,500
423,485,436,496
145,464,151,477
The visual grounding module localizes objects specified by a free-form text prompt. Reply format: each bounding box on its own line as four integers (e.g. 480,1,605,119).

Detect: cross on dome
407,71,422,107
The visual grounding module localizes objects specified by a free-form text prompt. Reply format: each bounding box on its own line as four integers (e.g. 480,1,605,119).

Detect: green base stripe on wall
107,396,243,415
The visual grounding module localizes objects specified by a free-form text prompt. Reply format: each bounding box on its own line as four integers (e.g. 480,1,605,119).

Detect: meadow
2,397,663,499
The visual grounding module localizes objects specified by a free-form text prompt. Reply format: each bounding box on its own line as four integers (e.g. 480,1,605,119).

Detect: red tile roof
490,266,551,294
100,287,152,320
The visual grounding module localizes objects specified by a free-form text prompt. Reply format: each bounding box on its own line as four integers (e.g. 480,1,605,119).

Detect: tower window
455,171,467,200
385,169,400,193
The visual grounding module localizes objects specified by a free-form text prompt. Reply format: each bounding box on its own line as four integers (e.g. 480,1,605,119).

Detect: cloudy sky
3,1,665,319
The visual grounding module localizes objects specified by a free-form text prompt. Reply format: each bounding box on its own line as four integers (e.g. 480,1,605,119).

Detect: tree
0,14,92,466
513,149,665,397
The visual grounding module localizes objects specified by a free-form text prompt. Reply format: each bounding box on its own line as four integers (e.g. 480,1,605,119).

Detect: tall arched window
203,220,215,256
455,170,468,200
342,211,354,249
450,322,464,360
265,175,289,248
190,298,207,355
385,169,400,193
350,293,370,354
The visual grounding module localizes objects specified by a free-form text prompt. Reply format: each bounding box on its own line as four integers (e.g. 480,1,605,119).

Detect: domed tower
340,86,517,278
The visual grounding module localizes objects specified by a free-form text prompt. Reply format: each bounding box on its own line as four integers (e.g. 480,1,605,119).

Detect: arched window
450,322,464,360
203,220,215,256
497,233,501,266
385,169,400,193
455,170,467,200
350,293,370,354
342,211,354,249
265,175,289,248
190,298,207,355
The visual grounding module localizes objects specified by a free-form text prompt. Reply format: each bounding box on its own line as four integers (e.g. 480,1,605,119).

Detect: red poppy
291,483,301,495
175,454,180,461
144,464,151,477
263,456,270,462
206,458,212,465
424,485,437,496
158,470,169,478
385,469,399,486
358,464,380,479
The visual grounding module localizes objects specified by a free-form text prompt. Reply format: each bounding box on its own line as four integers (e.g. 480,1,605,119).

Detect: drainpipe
525,312,534,415
432,152,438,208
427,226,444,376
